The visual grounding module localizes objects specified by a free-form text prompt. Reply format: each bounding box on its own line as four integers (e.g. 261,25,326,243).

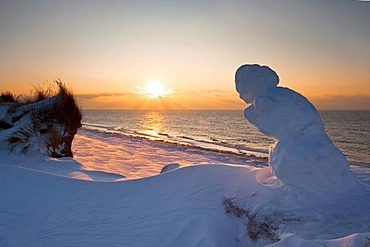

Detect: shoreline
72,128,268,179
82,123,270,159
73,127,370,181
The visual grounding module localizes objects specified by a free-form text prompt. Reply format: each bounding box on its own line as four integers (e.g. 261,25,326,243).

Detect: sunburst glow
135,81,174,99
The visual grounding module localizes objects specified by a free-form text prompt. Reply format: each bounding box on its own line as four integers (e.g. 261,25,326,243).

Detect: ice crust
236,64,357,191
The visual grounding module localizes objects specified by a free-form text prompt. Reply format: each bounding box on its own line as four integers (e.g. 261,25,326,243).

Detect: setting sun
136,81,174,99
145,81,165,98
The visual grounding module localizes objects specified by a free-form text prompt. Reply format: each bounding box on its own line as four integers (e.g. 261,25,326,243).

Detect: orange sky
1,1,369,110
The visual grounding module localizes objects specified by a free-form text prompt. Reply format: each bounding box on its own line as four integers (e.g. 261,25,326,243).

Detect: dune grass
0,80,82,157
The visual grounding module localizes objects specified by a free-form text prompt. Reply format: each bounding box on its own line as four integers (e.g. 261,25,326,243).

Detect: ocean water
81,110,370,167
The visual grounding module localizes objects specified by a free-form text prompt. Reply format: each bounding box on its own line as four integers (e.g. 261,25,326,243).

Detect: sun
136,81,173,99
145,81,166,98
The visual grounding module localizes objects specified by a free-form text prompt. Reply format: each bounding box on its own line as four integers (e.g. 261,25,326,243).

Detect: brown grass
0,91,16,103
1,80,82,157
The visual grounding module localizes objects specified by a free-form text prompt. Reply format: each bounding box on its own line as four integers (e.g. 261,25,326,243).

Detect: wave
81,123,269,160
81,110,370,168
81,121,370,169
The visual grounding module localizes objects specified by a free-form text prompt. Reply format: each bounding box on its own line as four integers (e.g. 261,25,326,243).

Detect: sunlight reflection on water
82,110,370,167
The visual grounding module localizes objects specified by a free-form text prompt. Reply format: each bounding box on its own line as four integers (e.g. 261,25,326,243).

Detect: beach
72,128,267,179
80,110,370,168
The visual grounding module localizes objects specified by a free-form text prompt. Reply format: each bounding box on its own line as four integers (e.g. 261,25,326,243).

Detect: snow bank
267,233,370,247
235,64,358,192
0,157,254,246
0,155,369,247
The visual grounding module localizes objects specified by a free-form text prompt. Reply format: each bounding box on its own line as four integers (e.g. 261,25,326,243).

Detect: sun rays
135,81,174,99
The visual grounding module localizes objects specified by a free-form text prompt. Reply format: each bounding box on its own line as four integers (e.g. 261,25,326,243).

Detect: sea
81,110,370,168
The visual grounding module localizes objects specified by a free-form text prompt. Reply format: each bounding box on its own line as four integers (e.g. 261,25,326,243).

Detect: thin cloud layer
76,89,245,110
310,94,370,110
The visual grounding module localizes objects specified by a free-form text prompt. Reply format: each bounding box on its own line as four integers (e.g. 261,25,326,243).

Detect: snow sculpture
235,64,356,191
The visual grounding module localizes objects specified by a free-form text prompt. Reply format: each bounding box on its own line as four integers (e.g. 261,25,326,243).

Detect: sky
0,0,369,110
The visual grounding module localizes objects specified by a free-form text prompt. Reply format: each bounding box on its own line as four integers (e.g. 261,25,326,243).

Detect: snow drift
0,155,369,247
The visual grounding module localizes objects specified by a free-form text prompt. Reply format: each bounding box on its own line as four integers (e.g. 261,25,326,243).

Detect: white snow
160,163,180,173
235,64,358,192
0,129,369,246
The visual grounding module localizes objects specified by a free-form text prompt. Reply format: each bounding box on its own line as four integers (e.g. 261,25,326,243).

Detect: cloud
76,93,140,110
76,93,131,100
310,94,370,110
75,89,245,110
133,83,175,99
200,89,225,93
174,89,244,109
75,91,370,110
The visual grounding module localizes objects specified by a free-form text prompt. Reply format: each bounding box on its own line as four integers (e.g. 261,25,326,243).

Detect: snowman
235,64,357,192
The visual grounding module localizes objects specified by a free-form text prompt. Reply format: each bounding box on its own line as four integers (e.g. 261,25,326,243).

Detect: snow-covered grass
0,129,369,247
0,81,81,158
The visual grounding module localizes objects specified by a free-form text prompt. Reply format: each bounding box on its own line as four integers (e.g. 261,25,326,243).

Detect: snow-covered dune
0,155,369,247
0,158,252,246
